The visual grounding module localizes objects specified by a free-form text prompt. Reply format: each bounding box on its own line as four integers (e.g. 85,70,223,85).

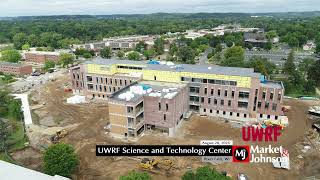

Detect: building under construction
70,58,284,137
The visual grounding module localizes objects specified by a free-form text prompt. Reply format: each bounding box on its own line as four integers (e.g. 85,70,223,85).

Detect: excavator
139,157,174,173
50,129,68,143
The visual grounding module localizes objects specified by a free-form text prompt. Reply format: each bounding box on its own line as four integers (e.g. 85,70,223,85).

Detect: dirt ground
12,72,320,180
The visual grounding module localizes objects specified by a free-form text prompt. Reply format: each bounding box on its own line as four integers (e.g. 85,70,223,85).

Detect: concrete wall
0,64,32,76
70,64,142,99
108,103,128,136
197,77,284,120
144,86,188,134
25,53,59,64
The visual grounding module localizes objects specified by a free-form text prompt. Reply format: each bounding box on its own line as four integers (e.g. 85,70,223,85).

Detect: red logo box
232,146,250,163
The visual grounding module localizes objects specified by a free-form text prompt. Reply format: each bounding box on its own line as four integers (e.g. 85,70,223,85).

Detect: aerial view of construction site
1,1,320,180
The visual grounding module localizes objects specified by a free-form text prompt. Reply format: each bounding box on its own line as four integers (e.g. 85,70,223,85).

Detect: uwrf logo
232,146,250,162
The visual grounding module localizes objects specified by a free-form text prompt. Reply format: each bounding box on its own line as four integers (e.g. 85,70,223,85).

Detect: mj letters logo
232,146,250,162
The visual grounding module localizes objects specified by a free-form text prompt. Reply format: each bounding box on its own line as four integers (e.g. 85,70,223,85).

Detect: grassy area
0,118,28,163
0,153,15,163
7,120,28,152
0,74,16,84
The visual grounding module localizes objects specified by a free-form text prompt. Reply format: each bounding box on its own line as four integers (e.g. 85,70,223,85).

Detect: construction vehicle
139,158,174,173
50,129,68,143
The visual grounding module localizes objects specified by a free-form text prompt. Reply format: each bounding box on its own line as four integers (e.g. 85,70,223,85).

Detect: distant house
0,160,70,180
0,62,32,76
244,32,268,48
303,41,316,51
24,51,60,64
72,35,158,52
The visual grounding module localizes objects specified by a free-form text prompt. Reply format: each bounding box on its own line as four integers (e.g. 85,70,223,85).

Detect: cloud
1,0,319,16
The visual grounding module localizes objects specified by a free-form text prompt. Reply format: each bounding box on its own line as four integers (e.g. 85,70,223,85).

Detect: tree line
2,16,320,51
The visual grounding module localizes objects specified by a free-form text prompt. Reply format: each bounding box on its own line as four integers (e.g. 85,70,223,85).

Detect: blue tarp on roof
147,60,160,65
140,84,151,90
260,75,266,83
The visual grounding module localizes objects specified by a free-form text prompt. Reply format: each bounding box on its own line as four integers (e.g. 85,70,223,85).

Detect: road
198,47,212,65
10,69,67,93
245,50,317,67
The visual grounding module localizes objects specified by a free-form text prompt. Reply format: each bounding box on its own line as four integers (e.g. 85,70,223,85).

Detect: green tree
0,119,9,153
182,170,195,180
307,60,320,86
39,32,63,48
303,80,316,95
43,60,56,72
222,46,245,67
59,53,74,67
0,90,13,117
215,44,223,53
0,49,21,63
75,48,87,56
58,38,81,49
264,41,272,50
0,90,22,120
135,41,147,53
287,36,299,48
266,30,278,40
83,52,92,59
177,46,195,64
36,47,44,51
100,47,112,58
169,44,178,56
143,48,156,60
27,34,38,47
182,166,231,180
153,38,165,55
117,50,125,59
22,44,30,51
120,171,151,180
45,47,55,52
8,100,22,120
224,35,235,47
207,51,215,59
13,33,27,49
224,46,244,60
127,51,140,61
298,58,315,77
283,50,296,76
43,143,78,178
316,43,320,54
0,75,15,84
247,56,276,76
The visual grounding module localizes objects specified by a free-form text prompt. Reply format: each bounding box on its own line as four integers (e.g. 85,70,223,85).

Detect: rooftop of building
25,51,60,55
85,58,261,78
110,81,186,103
244,32,267,42
260,80,283,89
0,62,30,67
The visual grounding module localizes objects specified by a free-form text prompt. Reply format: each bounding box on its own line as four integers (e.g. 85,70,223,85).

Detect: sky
1,0,320,17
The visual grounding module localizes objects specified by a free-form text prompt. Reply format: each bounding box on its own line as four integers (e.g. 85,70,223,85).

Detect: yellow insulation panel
87,64,114,75
86,64,252,88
